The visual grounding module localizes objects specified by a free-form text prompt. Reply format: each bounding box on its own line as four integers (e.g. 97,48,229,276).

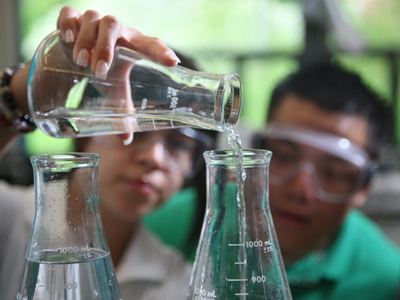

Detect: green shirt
286,209,400,300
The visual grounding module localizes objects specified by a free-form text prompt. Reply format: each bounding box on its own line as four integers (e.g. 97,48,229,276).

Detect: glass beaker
28,30,242,138
188,150,292,300
17,153,121,300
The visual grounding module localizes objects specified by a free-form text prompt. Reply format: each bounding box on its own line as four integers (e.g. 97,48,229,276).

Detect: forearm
10,62,30,113
0,63,32,157
0,5,180,156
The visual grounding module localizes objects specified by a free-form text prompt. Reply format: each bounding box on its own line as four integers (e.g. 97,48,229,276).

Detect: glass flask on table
188,150,292,300
16,153,121,300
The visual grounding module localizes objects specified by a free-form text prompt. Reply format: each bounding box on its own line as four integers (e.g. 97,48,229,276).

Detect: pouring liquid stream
223,124,247,297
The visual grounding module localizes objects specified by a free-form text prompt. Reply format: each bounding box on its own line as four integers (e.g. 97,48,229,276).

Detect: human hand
57,6,180,79
56,7,181,143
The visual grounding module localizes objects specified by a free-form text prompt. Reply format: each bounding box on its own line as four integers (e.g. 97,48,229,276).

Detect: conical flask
188,150,292,300
16,153,121,300
28,30,242,138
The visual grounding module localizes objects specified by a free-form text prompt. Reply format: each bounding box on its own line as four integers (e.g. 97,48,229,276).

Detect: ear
351,183,371,207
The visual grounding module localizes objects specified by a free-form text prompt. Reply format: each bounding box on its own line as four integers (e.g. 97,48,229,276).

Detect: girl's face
82,130,196,222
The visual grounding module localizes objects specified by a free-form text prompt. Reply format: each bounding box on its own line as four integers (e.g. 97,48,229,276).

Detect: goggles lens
253,124,372,202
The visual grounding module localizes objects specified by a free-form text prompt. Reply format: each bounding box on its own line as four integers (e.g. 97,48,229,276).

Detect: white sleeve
0,181,34,300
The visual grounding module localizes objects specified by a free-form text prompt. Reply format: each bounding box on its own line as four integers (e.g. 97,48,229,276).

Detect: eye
274,151,295,162
266,141,297,165
318,162,359,182
167,136,195,154
320,166,344,180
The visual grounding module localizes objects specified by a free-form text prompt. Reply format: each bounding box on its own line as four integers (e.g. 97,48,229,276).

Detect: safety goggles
93,128,214,177
252,124,375,203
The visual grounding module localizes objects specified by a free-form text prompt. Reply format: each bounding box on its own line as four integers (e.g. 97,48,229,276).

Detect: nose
135,139,169,171
285,164,317,204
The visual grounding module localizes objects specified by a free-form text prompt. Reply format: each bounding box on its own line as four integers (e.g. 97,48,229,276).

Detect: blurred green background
17,0,400,155
20,0,400,127
1,0,399,184
2,0,400,184
2,0,400,258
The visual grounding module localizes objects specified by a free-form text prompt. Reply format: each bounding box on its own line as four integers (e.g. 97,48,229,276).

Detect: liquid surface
17,250,121,300
34,108,221,138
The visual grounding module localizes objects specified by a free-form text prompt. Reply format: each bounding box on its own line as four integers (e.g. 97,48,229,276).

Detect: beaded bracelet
0,64,37,133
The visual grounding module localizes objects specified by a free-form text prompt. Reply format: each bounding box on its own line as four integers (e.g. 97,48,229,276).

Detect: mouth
275,210,310,227
129,180,155,196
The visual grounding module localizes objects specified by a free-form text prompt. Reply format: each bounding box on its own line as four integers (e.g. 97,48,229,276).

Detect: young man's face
267,94,371,264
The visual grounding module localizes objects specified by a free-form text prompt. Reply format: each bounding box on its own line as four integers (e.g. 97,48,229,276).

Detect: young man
253,63,400,299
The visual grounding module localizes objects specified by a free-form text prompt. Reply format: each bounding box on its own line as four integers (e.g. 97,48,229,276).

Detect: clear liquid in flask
17,250,120,300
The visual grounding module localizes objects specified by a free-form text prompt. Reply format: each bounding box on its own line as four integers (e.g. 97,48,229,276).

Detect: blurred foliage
334,54,392,102
240,58,298,128
19,0,303,60
19,0,303,130
338,0,400,50
19,0,400,137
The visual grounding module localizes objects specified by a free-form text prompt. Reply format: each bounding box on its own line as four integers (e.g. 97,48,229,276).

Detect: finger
135,35,181,67
73,10,102,67
122,133,134,146
118,26,180,67
57,6,82,43
90,15,122,80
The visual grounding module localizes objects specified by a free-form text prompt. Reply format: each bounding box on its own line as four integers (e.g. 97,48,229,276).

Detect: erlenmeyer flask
16,153,121,300
188,150,292,300
28,30,242,138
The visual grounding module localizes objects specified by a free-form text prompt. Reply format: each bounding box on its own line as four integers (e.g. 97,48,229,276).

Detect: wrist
0,64,36,133
9,62,31,113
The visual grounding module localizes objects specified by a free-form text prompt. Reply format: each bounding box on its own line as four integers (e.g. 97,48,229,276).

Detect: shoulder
0,181,33,300
117,225,192,300
118,225,193,280
0,181,34,227
138,226,193,275
346,209,400,262
0,181,35,225
329,210,400,298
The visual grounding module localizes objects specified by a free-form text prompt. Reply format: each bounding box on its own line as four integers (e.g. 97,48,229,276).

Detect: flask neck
215,73,242,130
28,153,109,261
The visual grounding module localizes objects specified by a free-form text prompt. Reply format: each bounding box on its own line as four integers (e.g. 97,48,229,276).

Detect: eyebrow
266,138,301,152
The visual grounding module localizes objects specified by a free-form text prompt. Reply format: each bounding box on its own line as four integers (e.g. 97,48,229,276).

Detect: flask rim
203,149,271,165
30,152,100,168
217,73,242,128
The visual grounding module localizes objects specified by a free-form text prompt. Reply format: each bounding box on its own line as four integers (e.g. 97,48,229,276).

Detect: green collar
285,209,359,286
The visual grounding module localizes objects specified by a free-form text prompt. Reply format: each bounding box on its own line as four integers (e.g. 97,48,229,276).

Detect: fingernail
65,29,74,43
123,133,134,146
95,59,109,80
77,48,89,67
166,51,181,63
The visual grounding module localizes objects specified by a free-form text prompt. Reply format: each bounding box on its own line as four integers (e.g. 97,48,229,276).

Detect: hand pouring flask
28,31,242,138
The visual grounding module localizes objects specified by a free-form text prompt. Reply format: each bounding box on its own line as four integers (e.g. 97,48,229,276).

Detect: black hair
267,62,394,159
